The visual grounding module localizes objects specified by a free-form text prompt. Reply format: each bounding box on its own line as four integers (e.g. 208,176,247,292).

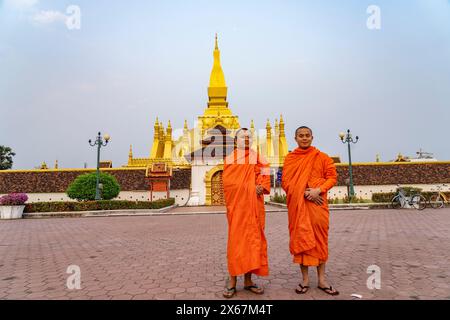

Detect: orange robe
223,148,271,276
281,146,337,266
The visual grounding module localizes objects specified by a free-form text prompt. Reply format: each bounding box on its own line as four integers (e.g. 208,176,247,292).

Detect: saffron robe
281,146,337,266
223,148,271,276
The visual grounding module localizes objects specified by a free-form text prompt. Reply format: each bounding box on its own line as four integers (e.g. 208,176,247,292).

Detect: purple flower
0,193,28,206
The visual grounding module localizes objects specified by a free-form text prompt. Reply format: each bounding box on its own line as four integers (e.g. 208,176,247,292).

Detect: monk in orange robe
222,128,271,298
282,126,339,296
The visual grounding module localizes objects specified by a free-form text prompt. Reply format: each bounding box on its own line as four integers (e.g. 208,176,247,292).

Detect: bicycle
429,184,449,209
391,185,427,210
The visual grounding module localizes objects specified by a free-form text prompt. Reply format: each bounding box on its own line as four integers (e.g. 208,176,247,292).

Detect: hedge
270,193,286,204
24,198,175,213
328,196,370,204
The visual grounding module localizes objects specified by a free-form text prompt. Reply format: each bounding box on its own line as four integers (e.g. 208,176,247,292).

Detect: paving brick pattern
0,208,449,300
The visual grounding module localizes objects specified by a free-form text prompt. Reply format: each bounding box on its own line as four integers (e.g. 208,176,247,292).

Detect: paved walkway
0,208,449,300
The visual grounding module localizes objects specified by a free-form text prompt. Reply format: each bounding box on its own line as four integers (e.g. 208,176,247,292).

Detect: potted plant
0,193,28,219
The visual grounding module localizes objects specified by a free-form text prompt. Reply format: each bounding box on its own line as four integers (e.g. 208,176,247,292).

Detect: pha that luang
125,35,289,205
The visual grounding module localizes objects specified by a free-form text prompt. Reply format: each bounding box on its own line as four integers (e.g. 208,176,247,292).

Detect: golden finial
279,114,285,136
250,119,255,130
167,120,172,129
54,160,58,169
154,117,159,127
129,145,133,158
266,119,271,129
215,33,219,50
184,119,188,130
159,122,164,139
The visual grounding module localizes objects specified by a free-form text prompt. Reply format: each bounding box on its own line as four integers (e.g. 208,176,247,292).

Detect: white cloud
4,0,39,10
33,10,67,24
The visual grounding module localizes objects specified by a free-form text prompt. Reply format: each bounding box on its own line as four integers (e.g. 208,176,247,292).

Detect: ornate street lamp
89,132,110,200
339,129,358,202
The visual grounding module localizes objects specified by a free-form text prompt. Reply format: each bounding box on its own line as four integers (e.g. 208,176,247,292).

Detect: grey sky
1,0,449,169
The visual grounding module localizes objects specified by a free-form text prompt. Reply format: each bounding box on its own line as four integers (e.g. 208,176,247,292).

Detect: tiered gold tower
125,35,289,169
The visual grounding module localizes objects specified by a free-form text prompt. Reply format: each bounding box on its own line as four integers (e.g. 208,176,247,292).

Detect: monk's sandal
223,287,236,298
244,284,264,294
295,283,310,294
318,285,339,296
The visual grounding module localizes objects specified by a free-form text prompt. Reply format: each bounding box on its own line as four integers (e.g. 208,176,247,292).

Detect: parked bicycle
429,184,449,209
391,185,427,210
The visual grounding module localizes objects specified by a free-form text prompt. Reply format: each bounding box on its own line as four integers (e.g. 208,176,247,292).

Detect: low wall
0,168,191,193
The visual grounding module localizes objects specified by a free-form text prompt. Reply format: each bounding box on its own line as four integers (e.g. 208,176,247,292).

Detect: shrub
24,198,175,213
372,192,396,203
0,193,28,205
66,172,120,201
328,196,369,204
271,193,286,204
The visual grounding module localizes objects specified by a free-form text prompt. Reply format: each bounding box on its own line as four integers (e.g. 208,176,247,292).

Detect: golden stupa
125,35,289,169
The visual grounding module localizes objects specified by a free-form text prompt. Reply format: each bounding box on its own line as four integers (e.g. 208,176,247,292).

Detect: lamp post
339,129,358,202
89,132,110,200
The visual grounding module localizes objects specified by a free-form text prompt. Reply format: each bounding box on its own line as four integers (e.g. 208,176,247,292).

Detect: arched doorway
211,170,225,205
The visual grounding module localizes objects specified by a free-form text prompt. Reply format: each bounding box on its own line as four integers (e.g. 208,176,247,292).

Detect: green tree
0,146,15,170
66,172,121,201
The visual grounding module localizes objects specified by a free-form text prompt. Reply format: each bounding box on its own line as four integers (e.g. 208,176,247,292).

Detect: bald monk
222,128,271,298
282,126,339,296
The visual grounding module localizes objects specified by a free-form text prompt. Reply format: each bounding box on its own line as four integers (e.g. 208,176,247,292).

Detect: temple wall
1,162,449,205
270,184,450,200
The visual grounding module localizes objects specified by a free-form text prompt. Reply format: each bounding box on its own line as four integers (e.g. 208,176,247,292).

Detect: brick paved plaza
0,206,449,300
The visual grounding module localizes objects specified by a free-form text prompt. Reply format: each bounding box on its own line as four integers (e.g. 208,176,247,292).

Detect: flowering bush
0,193,28,206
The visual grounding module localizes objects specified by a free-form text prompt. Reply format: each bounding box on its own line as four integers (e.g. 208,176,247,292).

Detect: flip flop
244,284,264,294
295,283,310,294
223,287,236,298
318,285,339,296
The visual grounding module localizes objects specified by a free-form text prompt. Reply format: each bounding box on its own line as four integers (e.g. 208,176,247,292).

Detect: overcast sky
1,0,449,169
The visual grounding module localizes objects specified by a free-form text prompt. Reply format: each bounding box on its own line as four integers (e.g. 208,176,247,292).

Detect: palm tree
0,146,15,170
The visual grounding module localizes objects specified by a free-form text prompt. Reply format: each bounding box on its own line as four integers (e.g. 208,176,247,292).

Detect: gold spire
279,114,285,137
54,159,58,169
154,117,160,139
159,122,164,141
166,120,172,141
184,119,188,130
250,119,255,130
209,34,226,88
129,145,133,159
266,119,272,137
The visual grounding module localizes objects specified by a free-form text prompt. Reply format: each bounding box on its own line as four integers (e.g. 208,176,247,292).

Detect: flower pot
0,205,25,219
